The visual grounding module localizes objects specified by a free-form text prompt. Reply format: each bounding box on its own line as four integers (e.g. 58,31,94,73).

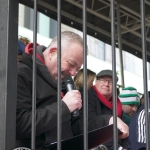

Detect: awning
19,0,150,62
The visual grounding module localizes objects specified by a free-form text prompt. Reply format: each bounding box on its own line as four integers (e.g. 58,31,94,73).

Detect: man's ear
48,47,57,59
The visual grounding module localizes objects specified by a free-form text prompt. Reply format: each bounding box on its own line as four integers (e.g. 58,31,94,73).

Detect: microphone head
64,76,79,117
64,76,74,85
64,76,74,91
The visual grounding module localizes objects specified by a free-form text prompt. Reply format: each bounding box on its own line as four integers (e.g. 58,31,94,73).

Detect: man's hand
109,116,129,139
62,90,82,112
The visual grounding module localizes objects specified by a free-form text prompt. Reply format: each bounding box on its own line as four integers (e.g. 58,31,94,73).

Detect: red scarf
93,85,122,117
25,43,45,64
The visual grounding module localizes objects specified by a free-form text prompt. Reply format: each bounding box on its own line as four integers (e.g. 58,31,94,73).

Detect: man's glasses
97,78,113,85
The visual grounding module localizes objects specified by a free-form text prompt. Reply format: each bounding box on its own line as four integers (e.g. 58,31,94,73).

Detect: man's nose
132,106,137,112
69,68,77,76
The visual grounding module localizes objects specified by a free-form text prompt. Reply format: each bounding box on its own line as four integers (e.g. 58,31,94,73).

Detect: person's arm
135,109,146,150
16,73,82,140
109,117,129,139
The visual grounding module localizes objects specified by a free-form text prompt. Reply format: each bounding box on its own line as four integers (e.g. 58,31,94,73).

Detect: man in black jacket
16,31,83,149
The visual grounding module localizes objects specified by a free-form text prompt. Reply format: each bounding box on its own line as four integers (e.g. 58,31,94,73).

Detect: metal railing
0,0,149,149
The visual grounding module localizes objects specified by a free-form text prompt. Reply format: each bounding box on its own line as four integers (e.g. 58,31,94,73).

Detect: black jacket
128,104,149,150
16,44,73,149
72,87,123,150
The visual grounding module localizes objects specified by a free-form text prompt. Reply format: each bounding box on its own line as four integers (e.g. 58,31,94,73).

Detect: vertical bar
140,0,150,149
57,0,62,150
0,0,18,149
83,0,88,150
110,0,118,149
31,0,38,149
116,3,125,88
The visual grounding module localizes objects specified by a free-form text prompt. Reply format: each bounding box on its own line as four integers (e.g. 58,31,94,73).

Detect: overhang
19,0,150,62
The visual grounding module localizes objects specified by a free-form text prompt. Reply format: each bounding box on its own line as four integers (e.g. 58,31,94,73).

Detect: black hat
96,69,118,82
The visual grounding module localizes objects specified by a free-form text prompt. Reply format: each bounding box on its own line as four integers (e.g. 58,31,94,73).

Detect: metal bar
125,15,129,27
91,0,95,10
119,22,150,35
145,0,150,6
116,3,125,88
83,0,88,150
0,0,18,149
140,0,150,149
122,20,140,27
117,1,150,23
111,1,118,149
118,13,126,18
38,0,150,58
65,0,150,44
31,0,38,149
99,0,141,21
95,5,109,12
146,26,149,36
57,0,62,150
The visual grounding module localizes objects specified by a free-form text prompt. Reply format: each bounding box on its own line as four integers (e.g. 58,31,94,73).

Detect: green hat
119,87,140,105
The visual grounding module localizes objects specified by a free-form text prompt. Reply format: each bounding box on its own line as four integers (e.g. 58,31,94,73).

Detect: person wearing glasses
16,31,83,149
72,69,128,150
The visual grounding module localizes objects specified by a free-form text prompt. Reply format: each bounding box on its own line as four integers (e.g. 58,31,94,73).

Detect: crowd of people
16,31,150,150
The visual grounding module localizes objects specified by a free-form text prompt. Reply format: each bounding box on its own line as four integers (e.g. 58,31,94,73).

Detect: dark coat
72,87,123,150
128,105,148,150
16,45,73,149
128,92,150,150
122,112,131,126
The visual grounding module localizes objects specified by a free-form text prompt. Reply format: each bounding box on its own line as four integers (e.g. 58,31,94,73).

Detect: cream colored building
18,4,150,94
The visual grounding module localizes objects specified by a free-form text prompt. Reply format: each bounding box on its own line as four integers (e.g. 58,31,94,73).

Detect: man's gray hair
48,31,84,48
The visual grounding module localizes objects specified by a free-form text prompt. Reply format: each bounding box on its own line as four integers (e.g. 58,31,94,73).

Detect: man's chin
61,74,70,80
54,76,65,82
129,113,134,117
54,74,70,81
101,91,110,95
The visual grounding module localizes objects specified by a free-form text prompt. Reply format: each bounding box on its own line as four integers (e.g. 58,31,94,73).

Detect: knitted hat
119,87,140,105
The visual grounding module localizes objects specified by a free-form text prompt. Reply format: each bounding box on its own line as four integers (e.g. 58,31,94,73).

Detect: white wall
87,55,150,93
18,26,51,47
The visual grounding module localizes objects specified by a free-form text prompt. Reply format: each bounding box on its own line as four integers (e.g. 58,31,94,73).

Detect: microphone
64,76,79,117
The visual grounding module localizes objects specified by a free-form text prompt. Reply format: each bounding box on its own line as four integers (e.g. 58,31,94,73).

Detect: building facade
18,3,150,94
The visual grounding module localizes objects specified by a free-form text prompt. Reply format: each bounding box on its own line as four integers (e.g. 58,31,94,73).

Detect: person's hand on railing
109,116,129,139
